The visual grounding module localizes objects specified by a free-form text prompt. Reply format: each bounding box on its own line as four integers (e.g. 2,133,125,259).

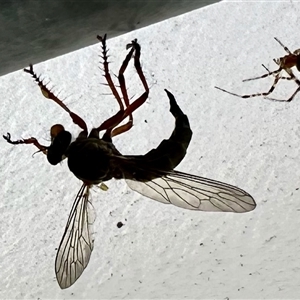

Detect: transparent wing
126,170,256,213
55,184,95,289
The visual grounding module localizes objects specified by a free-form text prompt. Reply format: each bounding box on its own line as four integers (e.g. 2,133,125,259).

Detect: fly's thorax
66,137,121,184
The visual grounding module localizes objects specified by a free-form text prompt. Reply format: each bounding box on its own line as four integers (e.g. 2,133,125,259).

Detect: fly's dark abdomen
66,138,121,184
141,90,192,171
119,90,193,181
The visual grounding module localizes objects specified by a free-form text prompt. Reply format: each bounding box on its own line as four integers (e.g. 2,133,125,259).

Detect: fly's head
47,124,72,165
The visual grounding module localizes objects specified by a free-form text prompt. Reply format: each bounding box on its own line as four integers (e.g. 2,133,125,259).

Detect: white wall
1,1,300,298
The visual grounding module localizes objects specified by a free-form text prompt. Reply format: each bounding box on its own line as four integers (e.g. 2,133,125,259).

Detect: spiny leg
24,65,88,135
94,35,133,137
97,34,124,111
95,38,149,138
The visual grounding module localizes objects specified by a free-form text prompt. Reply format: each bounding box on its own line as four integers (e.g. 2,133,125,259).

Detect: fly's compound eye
47,124,72,165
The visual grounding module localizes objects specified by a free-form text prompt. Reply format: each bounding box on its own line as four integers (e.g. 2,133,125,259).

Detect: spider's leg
242,65,282,82
261,64,292,80
293,49,300,56
215,72,281,99
265,86,300,102
274,37,292,55
265,69,300,102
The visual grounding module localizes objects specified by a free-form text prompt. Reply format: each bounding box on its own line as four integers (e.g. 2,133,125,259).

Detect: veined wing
126,170,256,213
55,183,95,289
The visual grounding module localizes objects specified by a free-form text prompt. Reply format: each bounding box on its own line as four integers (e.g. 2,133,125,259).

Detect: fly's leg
24,65,88,135
3,133,47,153
111,38,149,137
97,34,124,111
95,34,127,140
107,38,149,137
95,36,149,140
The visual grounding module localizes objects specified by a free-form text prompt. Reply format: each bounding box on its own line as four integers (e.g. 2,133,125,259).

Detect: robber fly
3,35,256,289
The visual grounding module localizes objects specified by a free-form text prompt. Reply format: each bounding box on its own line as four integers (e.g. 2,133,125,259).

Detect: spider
215,37,300,102
3,35,256,289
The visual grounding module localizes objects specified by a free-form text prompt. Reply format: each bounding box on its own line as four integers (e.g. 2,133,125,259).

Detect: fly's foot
3,133,22,145
126,38,138,50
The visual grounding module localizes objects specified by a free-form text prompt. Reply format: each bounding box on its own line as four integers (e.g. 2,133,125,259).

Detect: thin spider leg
265,68,300,102
215,73,281,99
265,86,300,102
261,64,292,80
97,34,124,111
242,64,282,82
3,133,47,153
217,38,300,102
262,64,273,74
274,37,292,54
24,65,88,135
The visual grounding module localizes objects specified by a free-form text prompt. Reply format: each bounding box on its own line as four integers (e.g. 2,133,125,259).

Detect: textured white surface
1,1,300,298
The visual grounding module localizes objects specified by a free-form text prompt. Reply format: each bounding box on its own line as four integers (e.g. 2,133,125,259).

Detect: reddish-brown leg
96,34,134,138
95,37,149,138
24,65,88,136
111,38,149,137
97,34,124,111
3,133,47,153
